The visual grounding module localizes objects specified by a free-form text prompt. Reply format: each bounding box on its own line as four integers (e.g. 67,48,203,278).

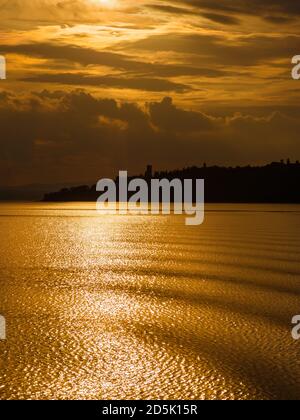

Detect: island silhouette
43,160,300,203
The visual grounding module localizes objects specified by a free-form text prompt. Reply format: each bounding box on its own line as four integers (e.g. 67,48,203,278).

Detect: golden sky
0,0,300,185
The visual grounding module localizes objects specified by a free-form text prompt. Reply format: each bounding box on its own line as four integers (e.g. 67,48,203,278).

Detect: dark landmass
0,181,92,201
43,160,300,203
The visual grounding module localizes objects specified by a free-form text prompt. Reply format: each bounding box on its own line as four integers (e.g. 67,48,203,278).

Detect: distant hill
0,181,94,201
43,160,300,203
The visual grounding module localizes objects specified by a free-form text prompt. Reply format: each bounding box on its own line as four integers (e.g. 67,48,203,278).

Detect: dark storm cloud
1,90,299,185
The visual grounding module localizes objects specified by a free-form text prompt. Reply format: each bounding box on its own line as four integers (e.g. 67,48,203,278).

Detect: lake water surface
0,203,300,400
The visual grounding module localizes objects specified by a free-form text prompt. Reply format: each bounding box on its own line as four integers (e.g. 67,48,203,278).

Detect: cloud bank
1,90,299,185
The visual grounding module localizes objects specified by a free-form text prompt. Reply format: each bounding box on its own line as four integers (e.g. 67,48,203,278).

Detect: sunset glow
93,0,117,8
0,0,299,186
1,0,300,403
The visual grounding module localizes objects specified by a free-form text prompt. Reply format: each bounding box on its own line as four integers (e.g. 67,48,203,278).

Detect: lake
0,203,300,400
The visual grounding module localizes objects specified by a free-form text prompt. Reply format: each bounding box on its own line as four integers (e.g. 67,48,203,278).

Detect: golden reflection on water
0,203,300,400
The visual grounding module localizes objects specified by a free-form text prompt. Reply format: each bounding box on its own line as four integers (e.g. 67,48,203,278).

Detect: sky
0,0,299,186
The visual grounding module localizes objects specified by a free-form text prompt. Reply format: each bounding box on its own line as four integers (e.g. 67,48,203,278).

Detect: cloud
148,97,214,131
146,4,196,16
173,0,300,21
21,73,190,92
0,1,299,187
0,42,231,78
200,12,240,25
0,0,131,28
1,1,299,107
1,90,299,186
1,0,298,30
125,32,300,66
147,3,240,25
